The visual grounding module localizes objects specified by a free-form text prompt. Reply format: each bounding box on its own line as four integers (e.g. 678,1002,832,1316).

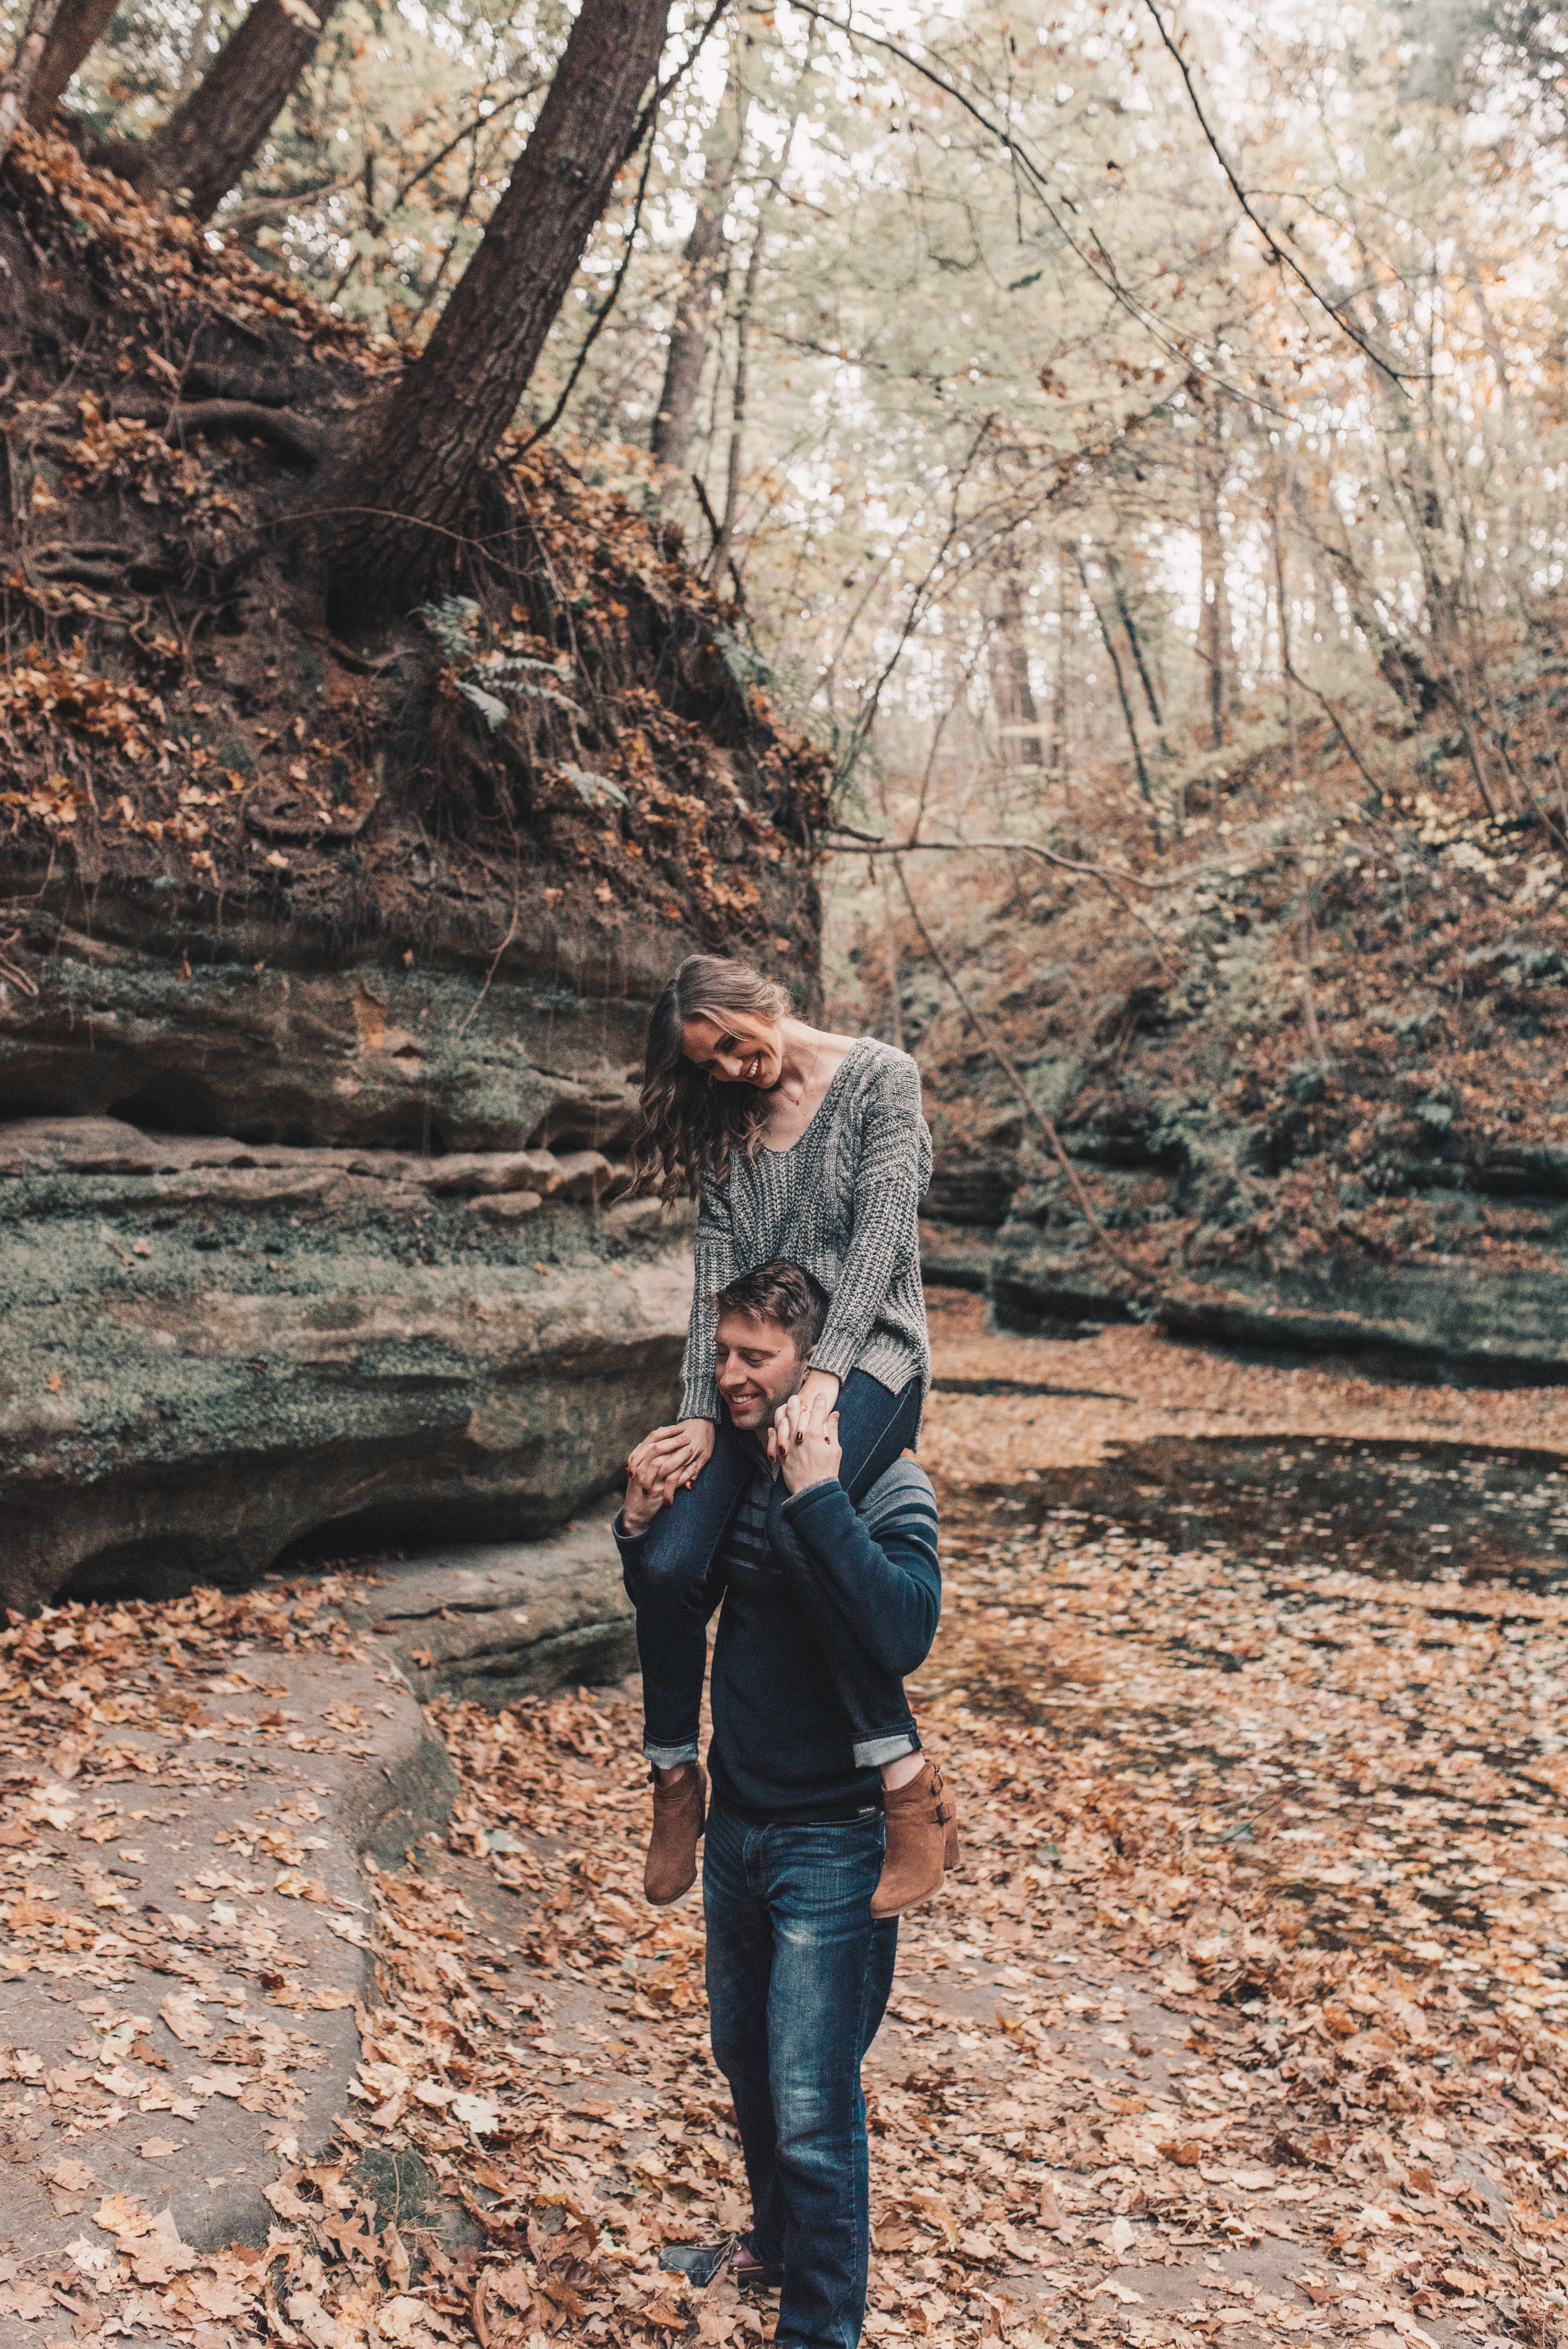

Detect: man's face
714,1308,808,1431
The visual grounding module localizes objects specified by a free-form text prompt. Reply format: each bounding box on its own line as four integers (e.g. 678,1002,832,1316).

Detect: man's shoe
870,1758,955,1919
645,1761,707,1906
660,2237,782,2289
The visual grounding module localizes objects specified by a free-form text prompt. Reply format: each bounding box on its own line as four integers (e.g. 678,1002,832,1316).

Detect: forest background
16,0,1564,829
6,0,1568,1322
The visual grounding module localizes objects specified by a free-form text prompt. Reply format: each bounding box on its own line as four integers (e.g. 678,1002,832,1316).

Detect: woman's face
682,1011,785,1090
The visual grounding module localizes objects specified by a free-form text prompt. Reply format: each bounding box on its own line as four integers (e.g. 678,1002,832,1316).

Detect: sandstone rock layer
1,1116,691,1615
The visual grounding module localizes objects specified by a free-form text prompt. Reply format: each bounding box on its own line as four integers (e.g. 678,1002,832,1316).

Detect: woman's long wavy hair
630,955,792,1202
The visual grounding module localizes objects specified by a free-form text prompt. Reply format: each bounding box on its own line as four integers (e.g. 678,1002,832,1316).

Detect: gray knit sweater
679,1037,933,1423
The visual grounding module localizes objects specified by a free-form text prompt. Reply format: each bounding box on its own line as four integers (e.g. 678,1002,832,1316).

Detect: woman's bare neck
760,1021,859,1148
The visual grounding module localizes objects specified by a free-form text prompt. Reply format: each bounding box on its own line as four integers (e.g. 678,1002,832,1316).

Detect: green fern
559,761,628,808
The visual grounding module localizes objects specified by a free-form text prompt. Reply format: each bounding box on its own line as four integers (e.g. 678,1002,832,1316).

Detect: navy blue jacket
616,1456,941,1823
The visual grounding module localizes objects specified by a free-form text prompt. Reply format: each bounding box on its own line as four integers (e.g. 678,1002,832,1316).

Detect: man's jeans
704,1805,898,2349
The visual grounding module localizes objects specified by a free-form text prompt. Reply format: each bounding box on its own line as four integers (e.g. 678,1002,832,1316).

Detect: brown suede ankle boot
871,1759,953,1919
645,1762,707,1906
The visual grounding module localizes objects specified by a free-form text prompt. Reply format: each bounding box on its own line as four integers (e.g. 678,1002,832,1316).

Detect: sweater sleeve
808,1052,931,1387
677,1175,739,1421
775,1464,941,1679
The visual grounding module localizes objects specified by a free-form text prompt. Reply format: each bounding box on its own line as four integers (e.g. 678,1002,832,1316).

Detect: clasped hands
766,1381,843,1495
621,1369,844,1536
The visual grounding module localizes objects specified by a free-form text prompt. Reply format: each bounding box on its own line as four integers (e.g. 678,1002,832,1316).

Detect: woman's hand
797,1366,841,1416
622,1417,714,1532
771,1383,843,1497
768,1367,840,1480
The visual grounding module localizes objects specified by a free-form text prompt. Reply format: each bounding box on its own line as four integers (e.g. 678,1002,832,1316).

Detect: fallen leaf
94,2192,154,2239
377,2296,433,2345
450,2092,499,2134
285,2289,351,2348
127,2207,196,2285
159,1991,212,2047
42,2158,95,2192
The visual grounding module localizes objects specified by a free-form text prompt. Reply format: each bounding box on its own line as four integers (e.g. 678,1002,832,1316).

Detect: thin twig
454,869,522,1037
1137,0,1423,383
1074,546,1156,820
691,473,748,609
1283,663,1389,802
891,859,1154,1291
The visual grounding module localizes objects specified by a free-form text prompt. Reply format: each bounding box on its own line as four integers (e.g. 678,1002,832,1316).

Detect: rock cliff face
834,734,1568,1379
0,136,828,1610
1,1108,694,1616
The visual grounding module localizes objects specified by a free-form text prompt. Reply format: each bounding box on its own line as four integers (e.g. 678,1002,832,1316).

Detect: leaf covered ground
1,1320,1567,2348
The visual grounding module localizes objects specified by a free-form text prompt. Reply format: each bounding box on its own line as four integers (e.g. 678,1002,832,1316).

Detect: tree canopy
4,0,1567,837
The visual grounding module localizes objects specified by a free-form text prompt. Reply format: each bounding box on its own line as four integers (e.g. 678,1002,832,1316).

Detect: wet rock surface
1,1115,691,1614
945,1433,1568,1594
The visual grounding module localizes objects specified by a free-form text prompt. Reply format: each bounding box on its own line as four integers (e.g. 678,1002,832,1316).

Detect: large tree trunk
23,0,114,129
327,0,670,628
132,0,346,221
650,95,743,487
0,0,68,166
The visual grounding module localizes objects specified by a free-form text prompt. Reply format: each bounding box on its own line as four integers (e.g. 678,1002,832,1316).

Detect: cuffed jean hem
852,1731,919,1768
645,1739,701,1768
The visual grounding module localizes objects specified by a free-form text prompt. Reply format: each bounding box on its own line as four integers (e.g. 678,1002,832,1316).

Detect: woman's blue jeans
704,1805,897,2349
631,1371,922,1769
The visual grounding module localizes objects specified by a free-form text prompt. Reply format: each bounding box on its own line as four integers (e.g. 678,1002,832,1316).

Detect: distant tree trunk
881,873,903,1051
1051,545,1071,780
1271,464,1299,788
23,0,114,129
706,98,801,590
0,0,68,166
990,566,1041,768
327,0,671,627
132,0,347,221
1196,429,1230,750
707,204,765,589
651,73,744,487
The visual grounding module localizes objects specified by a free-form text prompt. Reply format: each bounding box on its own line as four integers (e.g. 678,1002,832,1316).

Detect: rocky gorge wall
834,741,1568,1382
0,136,829,1614
0,835,802,1623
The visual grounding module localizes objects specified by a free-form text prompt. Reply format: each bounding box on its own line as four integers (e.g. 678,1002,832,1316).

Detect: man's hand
770,1383,843,1497
622,1418,714,1535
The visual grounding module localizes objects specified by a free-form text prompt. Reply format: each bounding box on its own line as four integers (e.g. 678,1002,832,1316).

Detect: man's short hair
712,1259,829,1356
